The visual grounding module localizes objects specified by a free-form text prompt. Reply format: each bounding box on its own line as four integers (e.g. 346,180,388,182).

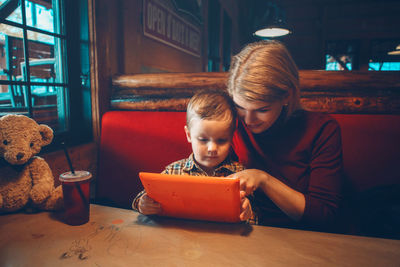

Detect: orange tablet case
139,172,241,223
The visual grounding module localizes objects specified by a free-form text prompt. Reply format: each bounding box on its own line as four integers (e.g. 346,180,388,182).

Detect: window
207,0,221,71
326,54,353,71
207,1,233,72
369,62,400,71
369,39,400,71
325,40,358,71
0,0,91,148
325,39,400,71
222,10,232,71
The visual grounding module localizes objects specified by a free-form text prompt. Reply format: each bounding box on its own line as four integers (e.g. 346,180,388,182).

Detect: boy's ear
184,125,192,143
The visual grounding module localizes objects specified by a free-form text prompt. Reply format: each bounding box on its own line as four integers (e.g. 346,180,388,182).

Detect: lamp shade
253,2,291,38
388,45,400,55
254,25,291,38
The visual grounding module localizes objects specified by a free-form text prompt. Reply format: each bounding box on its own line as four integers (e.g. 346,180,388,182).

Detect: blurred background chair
19,58,56,105
2,35,55,107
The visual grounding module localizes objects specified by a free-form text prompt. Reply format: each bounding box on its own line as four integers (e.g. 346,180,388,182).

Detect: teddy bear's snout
16,153,24,161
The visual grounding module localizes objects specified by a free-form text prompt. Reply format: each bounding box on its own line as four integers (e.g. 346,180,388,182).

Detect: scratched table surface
1,204,400,267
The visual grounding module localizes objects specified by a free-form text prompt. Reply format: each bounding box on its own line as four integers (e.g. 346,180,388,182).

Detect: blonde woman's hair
186,89,237,134
227,40,301,118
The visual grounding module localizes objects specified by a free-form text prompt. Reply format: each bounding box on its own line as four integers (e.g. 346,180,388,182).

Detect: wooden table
1,204,400,266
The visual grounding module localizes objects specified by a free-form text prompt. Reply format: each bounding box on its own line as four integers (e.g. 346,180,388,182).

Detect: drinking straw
61,142,75,175
61,142,88,207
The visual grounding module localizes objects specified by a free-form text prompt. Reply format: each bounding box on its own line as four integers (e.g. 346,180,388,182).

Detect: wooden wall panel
42,142,97,188
121,0,204,74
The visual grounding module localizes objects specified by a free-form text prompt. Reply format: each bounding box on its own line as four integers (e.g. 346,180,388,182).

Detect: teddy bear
0,114,63,213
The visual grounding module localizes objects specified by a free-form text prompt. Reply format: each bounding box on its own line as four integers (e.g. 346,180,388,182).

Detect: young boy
132,90,252,221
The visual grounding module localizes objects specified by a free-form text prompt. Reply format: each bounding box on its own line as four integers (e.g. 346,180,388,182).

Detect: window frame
0,0,92,152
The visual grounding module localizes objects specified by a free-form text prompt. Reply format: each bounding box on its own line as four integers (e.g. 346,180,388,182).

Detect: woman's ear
282,93,290,106
184,125,192,143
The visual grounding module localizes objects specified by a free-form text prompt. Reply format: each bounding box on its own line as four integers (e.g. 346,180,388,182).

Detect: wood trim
299,71,400,91
88,0,101,144
111,71,400,114
112,72,228,90
88,0,121,143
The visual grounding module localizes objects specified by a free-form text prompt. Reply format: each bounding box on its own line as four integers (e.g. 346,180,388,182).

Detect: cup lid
59,170,92,182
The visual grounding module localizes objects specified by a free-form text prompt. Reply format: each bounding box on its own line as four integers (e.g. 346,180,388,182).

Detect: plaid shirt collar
183,153,241,175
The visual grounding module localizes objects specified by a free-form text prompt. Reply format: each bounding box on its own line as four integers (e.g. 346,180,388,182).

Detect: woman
227,40,344,231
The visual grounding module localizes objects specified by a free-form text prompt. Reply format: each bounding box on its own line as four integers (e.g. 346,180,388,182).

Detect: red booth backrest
97,111,191,208
97,111,400,209
331,114,400,192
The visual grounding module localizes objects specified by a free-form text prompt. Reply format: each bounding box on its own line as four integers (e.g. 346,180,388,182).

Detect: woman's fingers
239,194,252,221
238,175,251,193
240,179,255,195
237,169,270,195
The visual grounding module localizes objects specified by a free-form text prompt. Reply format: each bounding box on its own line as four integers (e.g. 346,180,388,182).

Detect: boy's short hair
186,89,237,134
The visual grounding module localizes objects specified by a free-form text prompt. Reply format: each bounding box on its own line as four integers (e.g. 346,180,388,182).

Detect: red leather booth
96,111,400,236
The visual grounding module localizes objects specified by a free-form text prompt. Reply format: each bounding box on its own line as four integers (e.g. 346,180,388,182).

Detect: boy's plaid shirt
162,153,245,176
132,153,245,211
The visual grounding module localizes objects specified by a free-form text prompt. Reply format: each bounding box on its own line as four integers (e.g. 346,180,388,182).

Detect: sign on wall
143,0,201,57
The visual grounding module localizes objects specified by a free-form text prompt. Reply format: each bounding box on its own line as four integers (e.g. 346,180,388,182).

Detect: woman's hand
232,169,306,221
239,191,253,221
138,193,162,215
230,169,270,196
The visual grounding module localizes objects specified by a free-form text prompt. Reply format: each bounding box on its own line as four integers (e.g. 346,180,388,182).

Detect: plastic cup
59,170,92,225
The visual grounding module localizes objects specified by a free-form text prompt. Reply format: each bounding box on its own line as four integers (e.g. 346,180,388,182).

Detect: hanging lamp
253,2,291,38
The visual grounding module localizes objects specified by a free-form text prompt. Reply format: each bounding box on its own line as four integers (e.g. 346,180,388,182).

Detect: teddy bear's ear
39,124,54,146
